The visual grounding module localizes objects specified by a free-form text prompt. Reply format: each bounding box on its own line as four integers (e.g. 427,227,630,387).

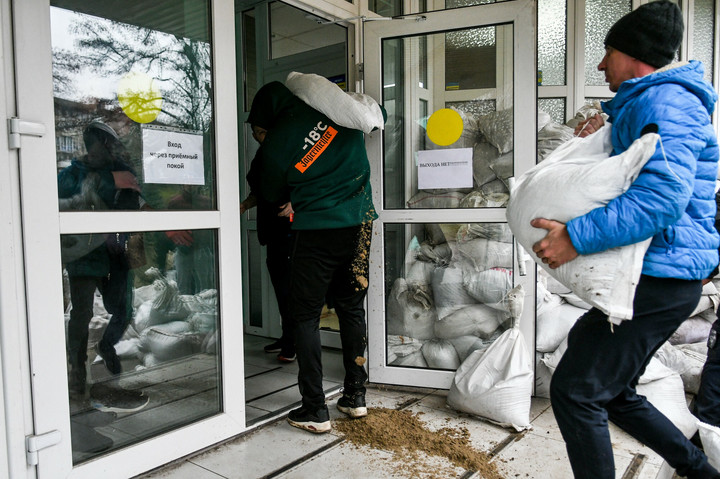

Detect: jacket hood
604,61,718,118
247,81,297,129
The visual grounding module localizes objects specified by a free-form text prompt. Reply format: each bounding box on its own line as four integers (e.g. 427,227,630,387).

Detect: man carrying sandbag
531,2,720,478
248,81,383,434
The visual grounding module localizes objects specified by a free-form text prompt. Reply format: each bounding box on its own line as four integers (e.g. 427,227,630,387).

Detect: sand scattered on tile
334,407,505,478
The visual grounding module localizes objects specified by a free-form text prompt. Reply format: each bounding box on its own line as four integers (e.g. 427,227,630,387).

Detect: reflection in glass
50,3,216,212
382,25,515,209
585,0,630,86
62,229,220,464
384,222,518,370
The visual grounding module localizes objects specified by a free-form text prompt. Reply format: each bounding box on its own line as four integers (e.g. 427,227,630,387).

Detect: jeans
550,275,718,479
289,225,370,410
694,318,720,427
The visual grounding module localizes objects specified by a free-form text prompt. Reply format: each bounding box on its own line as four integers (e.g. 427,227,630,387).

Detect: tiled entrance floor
138,384,677,479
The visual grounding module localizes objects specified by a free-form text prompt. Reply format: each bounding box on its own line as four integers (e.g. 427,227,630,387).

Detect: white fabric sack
422,338,461,369
536,302,587,353
431,264,477,319
698,422,720,471
285,71,384,134
507,127,659,324
447,327,533,431
654,342,706,394
386,278,437,340
434,303,508,340
456,237,513,272
463,268,513,304
449,335,487,363
670,317,713,346
387,335,425,364
636,363,698,439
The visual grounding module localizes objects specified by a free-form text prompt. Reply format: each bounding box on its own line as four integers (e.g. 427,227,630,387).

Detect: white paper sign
417,148,473,190
142,128,205,185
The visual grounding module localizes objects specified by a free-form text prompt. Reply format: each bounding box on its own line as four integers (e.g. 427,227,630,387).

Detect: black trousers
694,318,720,427
67,254,132,369
265,232,293,353
551,275,717,479
289,224,370,409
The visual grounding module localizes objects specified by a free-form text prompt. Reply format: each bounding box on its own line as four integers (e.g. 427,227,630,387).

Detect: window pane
539,98,566,125
538,0,567,86
382,25,513,209
62,228,220,464
585,0,630,86
384,222,516,370
51,3,216,212
692,0,715,84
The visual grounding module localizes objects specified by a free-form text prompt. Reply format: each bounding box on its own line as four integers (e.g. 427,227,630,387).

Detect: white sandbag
114,338,140,359
480,178,510,195
139,323,202,362
536,302,586,353
670,317,713,346
386,278,437,340
558,292,592,310
133,282,162,308
535,353,553,399
447,327,533,431
431,264,477,320
285,71,384,134
422,338,461,369
463,269,524,318
455,238,513,272
654,342,706,394
463,267,513,304
490,151,514,181
538,268,571,295
434,303,508,340
456,191,512,243
678,341,708,357
539,336,569,374
698,422,720,471
390,349,428,367
507,126,659,324
537,122,574,162
449,335,486,363
477,109,513,154
416,242,453,266
387,335,425,364
187,312,217,333
636,366,698,439
201,330,217,354
407,189,466,209
472,141,501,186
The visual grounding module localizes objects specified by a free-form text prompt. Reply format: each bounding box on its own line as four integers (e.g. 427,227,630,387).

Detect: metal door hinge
26,430,61,466
356,63,364,82
8,117,46,149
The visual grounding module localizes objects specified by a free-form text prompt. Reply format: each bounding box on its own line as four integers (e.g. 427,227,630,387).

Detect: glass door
364,0,537,388
12,0,244,477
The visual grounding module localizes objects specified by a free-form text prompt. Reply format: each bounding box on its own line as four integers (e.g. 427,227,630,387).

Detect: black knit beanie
604,1,683,68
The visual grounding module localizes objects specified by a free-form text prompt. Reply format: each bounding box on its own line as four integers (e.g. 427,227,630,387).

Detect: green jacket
248,82,378,230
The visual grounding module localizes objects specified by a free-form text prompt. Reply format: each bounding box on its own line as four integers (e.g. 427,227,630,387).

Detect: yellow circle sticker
426,108,464,146
117,72,162,124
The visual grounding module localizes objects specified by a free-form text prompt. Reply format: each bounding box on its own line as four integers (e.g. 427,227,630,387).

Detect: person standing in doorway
248,81,382,433
531,2,720,477
241,145,295,363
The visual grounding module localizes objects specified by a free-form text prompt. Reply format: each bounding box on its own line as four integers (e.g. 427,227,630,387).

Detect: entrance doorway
234,0,350,425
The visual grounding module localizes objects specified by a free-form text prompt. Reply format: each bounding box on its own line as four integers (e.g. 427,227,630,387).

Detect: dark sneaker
277,352,296,363
89,383,149,413
264,340,283,353
337,391,367,418
287,405,331,433
95,342,122,375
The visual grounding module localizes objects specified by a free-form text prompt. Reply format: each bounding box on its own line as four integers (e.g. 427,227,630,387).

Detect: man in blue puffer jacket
531,2,720,478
